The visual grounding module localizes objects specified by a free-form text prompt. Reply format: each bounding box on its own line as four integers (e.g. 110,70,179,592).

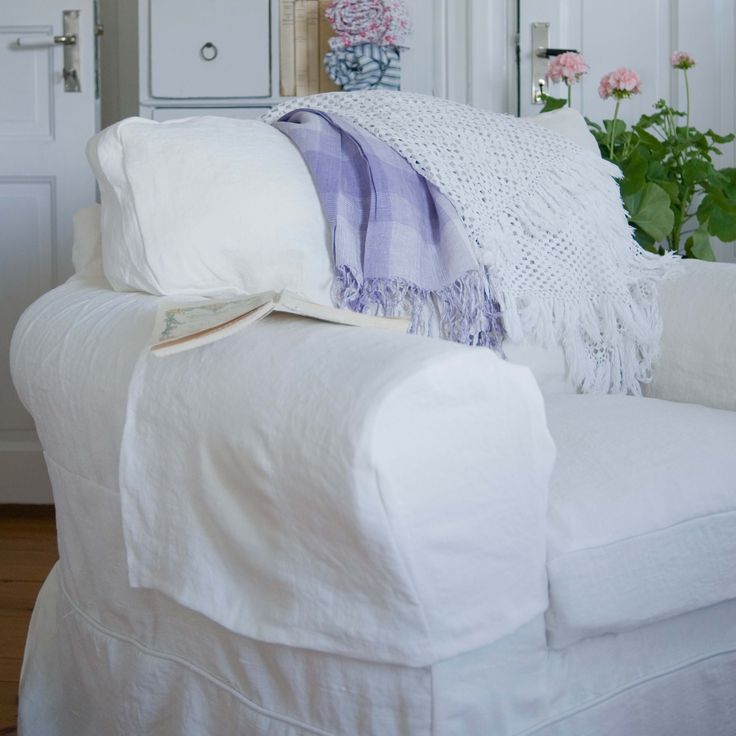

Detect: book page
150,289,410,357
152,292,276,349
274,291,410,332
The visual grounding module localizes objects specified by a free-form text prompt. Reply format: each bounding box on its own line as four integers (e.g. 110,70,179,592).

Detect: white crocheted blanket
265,92,675,394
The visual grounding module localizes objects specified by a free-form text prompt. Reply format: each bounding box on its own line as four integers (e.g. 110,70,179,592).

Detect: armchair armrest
121,315,555,666
645,260,736,412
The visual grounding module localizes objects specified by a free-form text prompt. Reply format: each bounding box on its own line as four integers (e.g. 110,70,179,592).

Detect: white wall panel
0,26,54,139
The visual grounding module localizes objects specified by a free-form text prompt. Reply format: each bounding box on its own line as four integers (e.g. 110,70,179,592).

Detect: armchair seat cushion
545,394,736,648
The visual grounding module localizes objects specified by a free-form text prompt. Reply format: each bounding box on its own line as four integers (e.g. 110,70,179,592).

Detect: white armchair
10,106,736,733
12,261,736,735
645,259,736,411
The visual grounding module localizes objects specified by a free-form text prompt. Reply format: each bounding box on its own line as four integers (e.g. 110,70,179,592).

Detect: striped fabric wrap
324,43,401,91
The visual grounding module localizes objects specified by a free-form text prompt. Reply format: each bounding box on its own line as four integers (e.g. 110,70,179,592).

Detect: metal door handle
13,10,82,93
535,47,578,58
14,34,77,48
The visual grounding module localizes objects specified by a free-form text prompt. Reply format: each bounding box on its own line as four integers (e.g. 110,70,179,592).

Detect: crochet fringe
334,266,505,349
485,149,679,395
265,93,679,395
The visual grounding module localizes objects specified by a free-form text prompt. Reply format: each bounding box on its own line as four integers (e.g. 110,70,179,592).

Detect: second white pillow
87,116,334,302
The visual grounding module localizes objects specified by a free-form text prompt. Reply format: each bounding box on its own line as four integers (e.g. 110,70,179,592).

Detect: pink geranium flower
598,68,642,100
547,52,589,85
671,51,696,70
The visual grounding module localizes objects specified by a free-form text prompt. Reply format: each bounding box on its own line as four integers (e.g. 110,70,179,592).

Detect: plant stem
608,100,621,162
670,184,692,253
567,82,572,107
684,69,692,149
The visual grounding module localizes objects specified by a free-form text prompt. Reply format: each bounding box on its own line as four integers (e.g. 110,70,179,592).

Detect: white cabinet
150,106,270,121
149,0,270,99
139,0,439,120
140,0,279,118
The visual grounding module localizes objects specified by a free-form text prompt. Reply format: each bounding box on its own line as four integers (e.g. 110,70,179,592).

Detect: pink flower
326,0,412,49
671,51,695,70
547,52,589,85
598,68,642,100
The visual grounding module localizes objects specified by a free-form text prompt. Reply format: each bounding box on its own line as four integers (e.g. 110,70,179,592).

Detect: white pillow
72,203,104,278
86,116,334,301
525,107,601,156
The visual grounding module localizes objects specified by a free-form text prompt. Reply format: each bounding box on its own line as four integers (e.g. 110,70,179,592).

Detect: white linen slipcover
119,305,556,666
11,278,736,735
545,393,736,647
645,259,736,412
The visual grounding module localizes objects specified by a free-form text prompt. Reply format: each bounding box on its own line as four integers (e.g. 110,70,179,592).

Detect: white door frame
1,0,98,503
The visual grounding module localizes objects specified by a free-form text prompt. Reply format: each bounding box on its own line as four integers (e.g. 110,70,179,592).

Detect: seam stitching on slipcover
518,645,736,735
548,507,736,564
58,574,336,736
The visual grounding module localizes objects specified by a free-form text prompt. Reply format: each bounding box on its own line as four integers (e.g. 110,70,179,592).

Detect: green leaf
634,128,667,157
682,158,711,186
540,95,567,113
621,150,647,180
707,129,736,145
703,186,736,213
623,189,643,217
685,225,716,260
603,118,626,141
619,151,648,197
697,195,714,225
718,168,736,198
654,180,680,204
646,161,668,179
708,204,736,242
634,228,658,253
625,182,675,242
706,167,731,190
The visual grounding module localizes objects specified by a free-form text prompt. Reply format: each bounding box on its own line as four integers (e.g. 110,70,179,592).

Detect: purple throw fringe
334,265,505,350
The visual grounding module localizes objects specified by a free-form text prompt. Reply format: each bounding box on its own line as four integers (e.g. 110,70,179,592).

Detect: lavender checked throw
274,108,504,348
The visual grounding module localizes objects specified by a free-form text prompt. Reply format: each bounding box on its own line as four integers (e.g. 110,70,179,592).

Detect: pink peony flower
547,51,589,85
326,0,412,49
671,51,696,70
598,68,642,100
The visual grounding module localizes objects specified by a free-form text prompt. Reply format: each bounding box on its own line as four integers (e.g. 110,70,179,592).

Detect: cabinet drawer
151,107,271,121
150,0,270,99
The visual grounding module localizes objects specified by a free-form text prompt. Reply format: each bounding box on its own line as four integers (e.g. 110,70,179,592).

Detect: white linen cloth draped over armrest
645,260,736,411
120,316,555,667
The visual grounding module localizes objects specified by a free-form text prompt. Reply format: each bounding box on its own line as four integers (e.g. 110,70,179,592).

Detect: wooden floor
0,506,57,732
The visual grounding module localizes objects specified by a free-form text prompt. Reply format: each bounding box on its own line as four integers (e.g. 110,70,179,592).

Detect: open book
151,290,410,356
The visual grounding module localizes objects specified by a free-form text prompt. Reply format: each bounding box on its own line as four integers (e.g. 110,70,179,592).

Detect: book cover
294,0,309,96
279,0,296,96
318,0,340,92
306,0,320,94
151,291,410,356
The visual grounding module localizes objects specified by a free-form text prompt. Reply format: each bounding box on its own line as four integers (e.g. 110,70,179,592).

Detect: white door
516,0,736,261
1,0,97,502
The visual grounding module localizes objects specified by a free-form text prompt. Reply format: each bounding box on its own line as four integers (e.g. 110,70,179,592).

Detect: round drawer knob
200,42,218,61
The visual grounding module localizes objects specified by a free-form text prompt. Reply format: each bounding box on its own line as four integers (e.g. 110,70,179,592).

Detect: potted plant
543,52,736,259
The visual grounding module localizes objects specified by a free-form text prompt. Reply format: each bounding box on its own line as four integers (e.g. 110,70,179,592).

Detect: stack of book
280,0,340,96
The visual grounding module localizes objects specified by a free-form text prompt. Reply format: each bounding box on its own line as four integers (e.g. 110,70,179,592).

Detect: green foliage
540,94,568,113
586,100,736,258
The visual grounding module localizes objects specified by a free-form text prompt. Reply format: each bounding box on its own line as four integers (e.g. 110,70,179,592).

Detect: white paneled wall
401,0,512,110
